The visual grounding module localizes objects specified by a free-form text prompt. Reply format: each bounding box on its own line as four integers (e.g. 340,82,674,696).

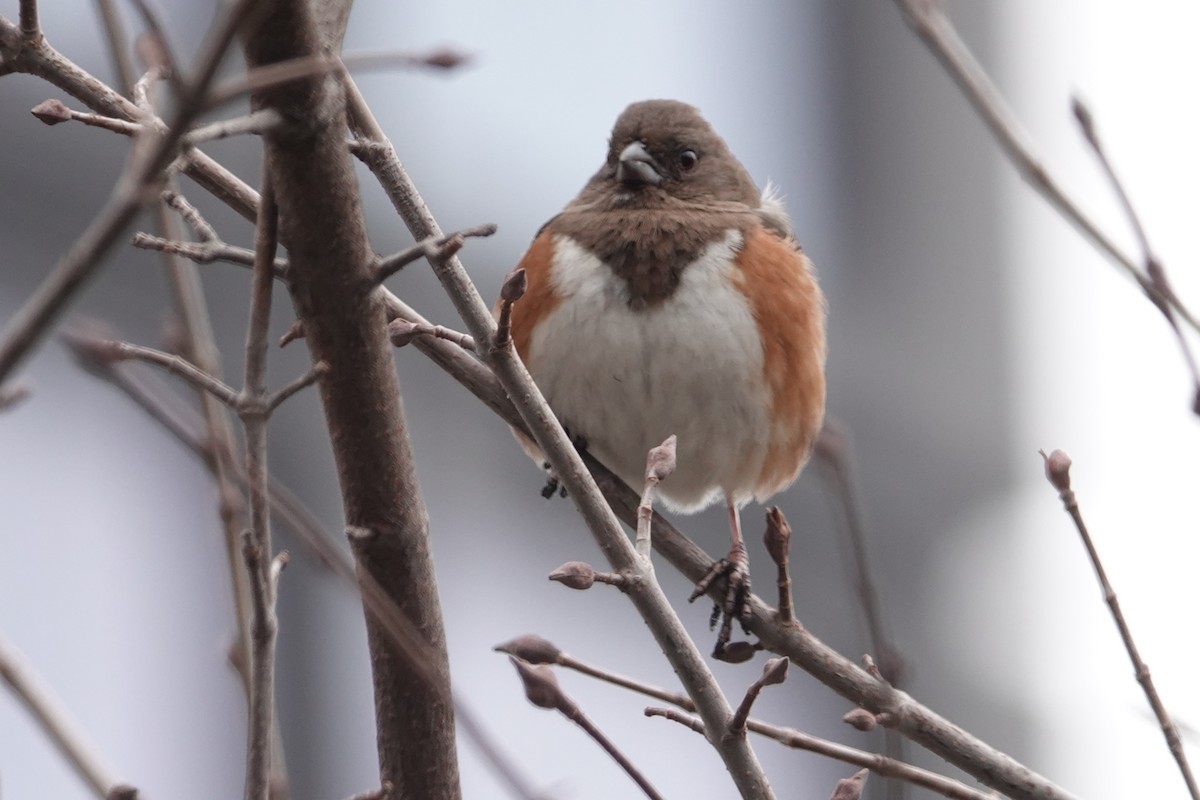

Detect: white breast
527,231,773,512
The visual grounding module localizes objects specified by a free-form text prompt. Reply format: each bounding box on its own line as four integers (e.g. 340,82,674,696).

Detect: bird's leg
688,499,753,657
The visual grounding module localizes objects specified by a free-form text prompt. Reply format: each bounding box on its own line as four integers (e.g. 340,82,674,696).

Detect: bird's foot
688,540,752,659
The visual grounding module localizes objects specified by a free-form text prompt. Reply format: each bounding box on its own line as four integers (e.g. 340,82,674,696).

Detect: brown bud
842,707,878,732
107,784,140,800
827,769,868,800
1071,96,1096,144
31,99,71,125
387,319,420,348
645,435,677,482
493,634,562,665
421,47,471,70
548,561,596,590
763,506,792,566
510,657,563,710
500,268,528,302
1039,448,1073,493
759,656,789,686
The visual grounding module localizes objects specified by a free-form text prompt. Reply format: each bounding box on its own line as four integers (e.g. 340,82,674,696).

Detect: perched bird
507,99,826,651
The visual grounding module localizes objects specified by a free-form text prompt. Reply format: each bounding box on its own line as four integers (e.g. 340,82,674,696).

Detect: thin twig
730,658,789,735
0,632,121,798
186,108,283,144
103,339,240,408
205,47,471,111
0,0,262,388
240,171,279,800
94,0,136,99
762,507,794,625
647,707,989,800
266,361,328,413
813,420,902,683
637,436,676,563
1039,449,1199,800
1071,98,1200,414
387,320,475,352
0,383,30,410
131,232,288,276
892,0,1199,335
373,223,496,284
509,659,665,800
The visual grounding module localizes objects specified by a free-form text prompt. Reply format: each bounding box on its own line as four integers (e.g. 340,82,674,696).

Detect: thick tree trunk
241,4,461,797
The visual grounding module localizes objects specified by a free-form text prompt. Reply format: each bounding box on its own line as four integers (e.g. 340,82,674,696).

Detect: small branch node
493,268,527,350
278,320,305,348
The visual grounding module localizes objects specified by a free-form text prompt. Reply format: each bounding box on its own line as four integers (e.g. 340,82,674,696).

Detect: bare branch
30,98,140,133
94,0,137,95
186,108,283,145
372,223,496,285
102,339,240,408
240,530,282,800
1070,97,1200,414
387,320,475,353
266,361,328,413
0,632,121,797
637,436,676,562
243,6,461,792
730,658,789,736
892,0,1199,335
0,383,30,411
239,171,280,800
1039,449,1200,799
206,48,473,111
509,658,665,800
0,0,264,387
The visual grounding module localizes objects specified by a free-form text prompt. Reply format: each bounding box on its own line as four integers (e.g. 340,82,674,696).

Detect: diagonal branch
0,0,263,388
0,631,123,799
892,0,1199,335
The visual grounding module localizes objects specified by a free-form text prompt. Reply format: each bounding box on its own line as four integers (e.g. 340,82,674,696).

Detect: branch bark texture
241,5,459,798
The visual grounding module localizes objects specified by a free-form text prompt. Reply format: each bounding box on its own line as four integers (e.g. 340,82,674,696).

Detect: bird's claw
688,542,752,659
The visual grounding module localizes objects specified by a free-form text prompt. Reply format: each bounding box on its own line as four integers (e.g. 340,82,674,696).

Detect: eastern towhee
508,99,826,653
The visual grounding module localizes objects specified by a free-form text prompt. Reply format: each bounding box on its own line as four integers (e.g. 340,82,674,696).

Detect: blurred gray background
2,1,1197,798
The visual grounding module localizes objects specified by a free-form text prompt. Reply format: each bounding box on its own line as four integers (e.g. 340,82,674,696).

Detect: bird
506,99,826,654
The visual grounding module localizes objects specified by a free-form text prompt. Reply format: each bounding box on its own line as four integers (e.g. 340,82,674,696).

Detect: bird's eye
678,150,699,171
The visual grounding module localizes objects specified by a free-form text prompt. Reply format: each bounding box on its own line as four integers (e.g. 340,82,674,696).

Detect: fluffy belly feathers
526,232,781,511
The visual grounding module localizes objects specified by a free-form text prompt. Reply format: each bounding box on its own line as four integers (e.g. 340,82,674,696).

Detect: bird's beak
616,141,662,186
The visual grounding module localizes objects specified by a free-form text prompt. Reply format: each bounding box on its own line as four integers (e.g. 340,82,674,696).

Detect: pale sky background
1,2,1197,799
